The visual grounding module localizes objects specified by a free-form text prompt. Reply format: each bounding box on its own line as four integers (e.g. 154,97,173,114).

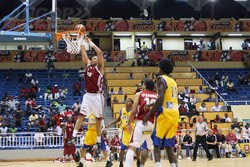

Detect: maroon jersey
84,65,103,93
136,90,158,123
65,122,74,139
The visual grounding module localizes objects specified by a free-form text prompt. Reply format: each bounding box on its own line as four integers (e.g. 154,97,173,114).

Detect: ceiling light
114,33,131,36
136,34,152,36
228,34,243,36
166,34,181,36
191,34,205,36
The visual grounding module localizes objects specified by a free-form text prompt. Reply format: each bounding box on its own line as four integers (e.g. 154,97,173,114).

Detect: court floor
0,158,249,167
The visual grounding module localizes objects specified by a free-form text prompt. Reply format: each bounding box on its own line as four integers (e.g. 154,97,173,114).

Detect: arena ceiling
0,0,250,20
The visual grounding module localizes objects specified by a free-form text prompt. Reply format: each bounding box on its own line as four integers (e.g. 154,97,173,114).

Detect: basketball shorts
80,93,104,118
153,113,178,148
64,139,76,155
121,128,131,150
82,130,106,151
129,120,154,150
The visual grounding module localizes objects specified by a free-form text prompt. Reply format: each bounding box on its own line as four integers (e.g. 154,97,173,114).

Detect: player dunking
143,59,179,167
107,98,141,167
125,79,157,167
68,24,106,164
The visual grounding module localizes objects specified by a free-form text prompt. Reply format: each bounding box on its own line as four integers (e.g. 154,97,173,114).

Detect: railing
226,101,250,105
0,128,234,149
0,128,121,149
187,61,246,125
114,47,135,66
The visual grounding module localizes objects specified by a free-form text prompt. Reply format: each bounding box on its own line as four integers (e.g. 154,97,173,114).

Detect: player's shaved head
159,59,174,75
144,79,155,91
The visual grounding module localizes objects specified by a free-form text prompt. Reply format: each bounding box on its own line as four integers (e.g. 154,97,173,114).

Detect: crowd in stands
185,39,216,50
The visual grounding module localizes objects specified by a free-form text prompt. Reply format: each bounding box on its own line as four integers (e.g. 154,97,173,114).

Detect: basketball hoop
61,31,83,55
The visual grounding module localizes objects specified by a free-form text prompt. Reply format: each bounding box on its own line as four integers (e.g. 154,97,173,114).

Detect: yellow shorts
84,130,97,146
155,113,178,140
121,128,131,147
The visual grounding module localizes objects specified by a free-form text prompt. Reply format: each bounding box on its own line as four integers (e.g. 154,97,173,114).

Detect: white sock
97,136,101,143
170,163,177,167
72,130,78,137
125,149,134,167
80,158,85,163
106,154,110,161
156,162,162,167
140,165,144,167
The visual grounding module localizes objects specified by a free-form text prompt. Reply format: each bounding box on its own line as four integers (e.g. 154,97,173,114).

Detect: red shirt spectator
53,113,62,126
110,134,120,146
226,131,238,144
51,85,58,94
74,82,81,91
64,109,73,118
31,100,37,108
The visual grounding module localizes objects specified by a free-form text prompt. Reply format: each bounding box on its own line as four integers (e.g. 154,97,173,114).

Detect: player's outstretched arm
80,44,90,66
107,114,121,127
84,36,104,72
143,78,165,124
128,92,140,127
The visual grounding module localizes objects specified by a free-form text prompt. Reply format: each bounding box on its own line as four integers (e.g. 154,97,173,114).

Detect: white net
62,33,83,54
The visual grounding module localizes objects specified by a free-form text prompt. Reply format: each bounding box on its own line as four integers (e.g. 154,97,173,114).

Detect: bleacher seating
198,68,250,103
0,69,84,131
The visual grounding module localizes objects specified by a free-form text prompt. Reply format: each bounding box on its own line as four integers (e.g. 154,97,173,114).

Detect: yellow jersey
158,75,179,124
87,114,96,131
120,107,134,130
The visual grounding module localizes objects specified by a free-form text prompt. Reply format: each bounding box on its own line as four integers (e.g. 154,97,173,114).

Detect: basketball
75,24,86,34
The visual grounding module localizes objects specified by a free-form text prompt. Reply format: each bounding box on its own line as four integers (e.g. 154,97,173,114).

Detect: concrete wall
231,105,250,123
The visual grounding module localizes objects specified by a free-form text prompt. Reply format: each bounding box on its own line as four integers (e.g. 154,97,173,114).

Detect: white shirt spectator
225,117,231,122
55,126,63,136
29,114,38,122
8,99,18,110
242,127,250,140
0,127,8,135
199,106,208,112
211,105,222,112
31,79,39,85
72,103,81,112
109,90,117,95
34,132,45,144
190,97,197,105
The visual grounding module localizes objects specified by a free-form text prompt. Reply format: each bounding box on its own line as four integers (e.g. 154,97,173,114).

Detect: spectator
31,98,37,109
25,98,32,106
178,102,189,113
190,94,197,105
241,123,250,143
25,103,32,117
31,77,39,91
212,124,219,134
224,113,231,122
192,42,198,50
120,95,127,103
183,86,190,94
241,39,249,50
110,132,121,159
73,81,81,96
51,85,59,99
221,73,229,86
38,117,47,132
3,112,13,128
211,102,222,112
44,86,52,101
112,96,119,104
225,130,245,158
214,72,221,87
78,67,85,80
19,87,28,99
182,130,193,159
6,68,13,81
111,68,117,73
198,86,204,94
208,76,215,85
227,80,238,94
59,88,68,99
214,114,222,123
128,73,135,79
27,112,39,131
130,61,136,67
56,102,67,115
8,96,18,111
0,123,8,136
9,124,17,133
29,86,37,98
198,102,208,112
52,112,62,127
203,94,213,102
34,128,45,146
238,74,245,86
117,87,125,95
63,107,73,118
14,106,23,128
140,42,148,51
39,112,46,120
107,88,117,106
72,100,81,113
25,71,33,83
135,85,141,94
216,129,226,156
206,129,220,158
